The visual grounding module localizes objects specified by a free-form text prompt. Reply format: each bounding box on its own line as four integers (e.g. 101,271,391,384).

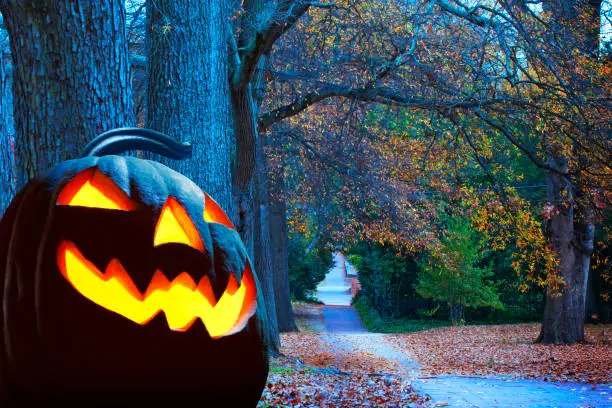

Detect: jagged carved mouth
57,241,257,338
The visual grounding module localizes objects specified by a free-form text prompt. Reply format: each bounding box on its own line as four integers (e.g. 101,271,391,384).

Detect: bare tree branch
473,107,568,176
436,0,497,27
232,0,335,90
281,129,422,234
259,83,524,132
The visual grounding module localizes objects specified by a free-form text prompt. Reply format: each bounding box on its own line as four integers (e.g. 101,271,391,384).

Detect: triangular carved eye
154,197,204,252
203,192,235,230
57,168,137,211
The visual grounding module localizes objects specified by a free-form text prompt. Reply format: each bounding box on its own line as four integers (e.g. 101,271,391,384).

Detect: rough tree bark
145,0,233,212
537,0,602,344
269,159,298,332
540,158,594,343
231,86,258,255
0,46,15,215
0,0,134,187
254,132,281,348
231,0,283,349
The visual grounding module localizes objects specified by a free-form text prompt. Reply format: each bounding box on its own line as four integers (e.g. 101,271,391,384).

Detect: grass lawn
353,297,451,333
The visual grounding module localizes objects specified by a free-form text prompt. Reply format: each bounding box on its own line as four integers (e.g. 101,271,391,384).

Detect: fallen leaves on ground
280,332,404,375
389,323,611,384
261,360,425,408
258,303,429,407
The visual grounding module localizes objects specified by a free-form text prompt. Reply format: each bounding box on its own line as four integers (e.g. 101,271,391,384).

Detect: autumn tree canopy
0,0,609,346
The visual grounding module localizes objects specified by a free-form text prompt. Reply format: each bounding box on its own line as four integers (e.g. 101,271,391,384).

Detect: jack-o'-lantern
0,128,269,407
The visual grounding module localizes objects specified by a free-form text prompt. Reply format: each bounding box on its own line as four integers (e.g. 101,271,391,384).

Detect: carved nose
154,197,204,252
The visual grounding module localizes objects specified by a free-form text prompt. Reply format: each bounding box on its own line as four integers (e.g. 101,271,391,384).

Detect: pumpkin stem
80,127,192,159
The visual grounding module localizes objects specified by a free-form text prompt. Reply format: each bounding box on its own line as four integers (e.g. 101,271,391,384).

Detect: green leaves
288,228,333,300
416,214,503,324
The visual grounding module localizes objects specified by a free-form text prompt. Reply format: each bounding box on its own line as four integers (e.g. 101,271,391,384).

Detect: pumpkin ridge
0,188,27,368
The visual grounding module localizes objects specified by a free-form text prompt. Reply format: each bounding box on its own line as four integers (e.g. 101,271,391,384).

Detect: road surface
315,273,611,407
316,252,353,306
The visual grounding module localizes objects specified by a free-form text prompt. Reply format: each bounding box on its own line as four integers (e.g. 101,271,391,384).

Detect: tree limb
473,108,568,176
258,84,523,132
232,0,335,90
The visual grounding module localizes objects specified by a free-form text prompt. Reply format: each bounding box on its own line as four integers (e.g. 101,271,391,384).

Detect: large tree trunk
232,81,282,349
254,135,280,349
0,47,15,215
231,0,282,349
538,0,601,344
585,267,598,322
232,85,257,255
269,165,298,332
145,0,233,213
0,0,134,187
252,53,281,348
540,158,594,343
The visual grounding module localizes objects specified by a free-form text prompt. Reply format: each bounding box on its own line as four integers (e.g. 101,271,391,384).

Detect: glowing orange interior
56,168,137,211
203,193,235,229
55,170,256,337
57,241,257,337
154,197,204,252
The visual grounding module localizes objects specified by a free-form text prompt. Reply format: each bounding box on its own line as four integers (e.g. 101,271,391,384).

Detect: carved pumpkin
0,128,269,407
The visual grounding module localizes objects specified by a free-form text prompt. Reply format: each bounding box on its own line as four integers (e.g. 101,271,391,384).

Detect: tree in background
269,156,298,331
416,213,503,325
145,0,233,211
287,205,333,300
348,244,420,318
436,0,610,344
589,213,612,322
287,232,331,301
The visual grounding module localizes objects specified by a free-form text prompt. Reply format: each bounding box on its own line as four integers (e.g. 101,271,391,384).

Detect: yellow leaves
161,24,172,35
466,189,561,291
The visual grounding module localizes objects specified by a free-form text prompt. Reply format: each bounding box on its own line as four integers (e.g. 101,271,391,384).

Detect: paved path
415,375,612,408
322,306,367,333
317,300,611,407
316,252,353,306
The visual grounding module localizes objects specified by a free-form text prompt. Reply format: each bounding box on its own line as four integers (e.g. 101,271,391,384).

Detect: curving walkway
322,306,366,333
315,257,612,407
414,375,612,408
319,306,612,407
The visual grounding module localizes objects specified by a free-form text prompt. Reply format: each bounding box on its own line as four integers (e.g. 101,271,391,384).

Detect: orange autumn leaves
389,323,611,384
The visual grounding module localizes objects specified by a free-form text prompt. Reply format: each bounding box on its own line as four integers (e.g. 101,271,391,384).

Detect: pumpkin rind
0,154,269,407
